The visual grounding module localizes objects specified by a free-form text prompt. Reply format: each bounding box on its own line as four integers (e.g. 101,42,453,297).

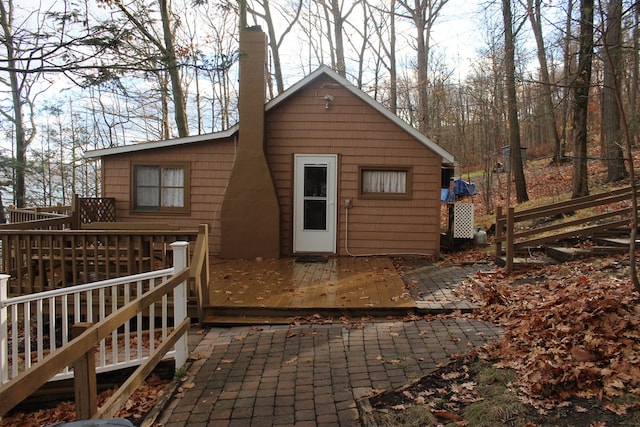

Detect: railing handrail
0,268,173,308
0,242,191,419
0,229,198,236
9,208,69,218
495,185,639,225
496,184,639,271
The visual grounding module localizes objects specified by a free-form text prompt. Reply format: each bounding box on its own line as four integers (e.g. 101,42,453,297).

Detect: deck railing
8,207,71,224
0,241,190,419
495,184,639,271
0,229,199,295
5,195,115,231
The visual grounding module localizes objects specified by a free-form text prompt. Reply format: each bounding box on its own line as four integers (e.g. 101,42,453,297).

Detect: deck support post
0,274,9,384
506,207,515,272
72,322,97,420
495,206,503,258
171,242,189,370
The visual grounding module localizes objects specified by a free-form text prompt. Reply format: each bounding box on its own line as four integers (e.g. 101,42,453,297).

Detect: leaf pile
0,374,170,427
468,257,640,413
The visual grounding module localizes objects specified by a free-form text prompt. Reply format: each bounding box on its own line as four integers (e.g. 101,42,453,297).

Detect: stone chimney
220,27,280,258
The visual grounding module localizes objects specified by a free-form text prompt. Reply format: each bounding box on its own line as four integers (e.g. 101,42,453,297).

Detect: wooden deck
204,257,415,322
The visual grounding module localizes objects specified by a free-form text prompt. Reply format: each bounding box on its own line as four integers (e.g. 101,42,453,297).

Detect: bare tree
0,0,37,207
249,0,303,95
366,0,398,113
559,0,575,162
600,0,627,182
97,0,190,137
396,0,450,134
524,0,563,164
502,0,528,202
571,0,594,198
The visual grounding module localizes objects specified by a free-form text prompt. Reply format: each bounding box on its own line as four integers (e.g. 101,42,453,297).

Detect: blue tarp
453,179,477,197
441,179,477,202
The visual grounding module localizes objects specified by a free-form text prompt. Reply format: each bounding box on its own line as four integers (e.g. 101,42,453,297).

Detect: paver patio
154,260,502,427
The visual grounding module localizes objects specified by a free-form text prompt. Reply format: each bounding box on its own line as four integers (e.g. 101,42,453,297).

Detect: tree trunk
0,0,27,207
502,0,528,203
330,0,346,77
572,0,594,198
559,0,574,161
159,0,189,137
390,0,397,114
527,0,562,164
601,0,626,182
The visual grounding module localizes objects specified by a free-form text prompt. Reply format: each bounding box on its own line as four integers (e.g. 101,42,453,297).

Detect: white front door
293,154,337,253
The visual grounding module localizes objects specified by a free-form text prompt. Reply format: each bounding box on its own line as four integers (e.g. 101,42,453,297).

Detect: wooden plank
512,207,632,240
513,219,629,250
81,222,181,230
546,247,592,262
592,237,640,247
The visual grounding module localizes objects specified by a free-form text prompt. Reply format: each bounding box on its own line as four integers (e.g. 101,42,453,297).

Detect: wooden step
495,256,556,268
592,237,640,247
198,306,415,326
546,247,592,262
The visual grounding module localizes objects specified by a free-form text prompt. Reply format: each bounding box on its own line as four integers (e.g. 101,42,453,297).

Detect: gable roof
86,66,454,165
268,65,454,165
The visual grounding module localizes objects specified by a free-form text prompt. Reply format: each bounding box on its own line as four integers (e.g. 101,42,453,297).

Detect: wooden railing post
495,206,503,258
170,241,189,370
72,322,97,420
0,274,9,384
71,194,80,230
192,224,210,322
506,207,515,272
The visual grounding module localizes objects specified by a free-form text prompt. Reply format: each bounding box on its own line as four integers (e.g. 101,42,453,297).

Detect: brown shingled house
85,28,455,259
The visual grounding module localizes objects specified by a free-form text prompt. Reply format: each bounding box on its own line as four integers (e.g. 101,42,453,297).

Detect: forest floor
372,154,640,426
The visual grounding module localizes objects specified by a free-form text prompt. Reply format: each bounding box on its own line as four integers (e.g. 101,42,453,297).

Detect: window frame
131,161,191,214
358,166,412,200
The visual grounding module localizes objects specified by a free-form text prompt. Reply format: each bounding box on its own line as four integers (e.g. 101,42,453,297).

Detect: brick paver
155,318,502,426
153,263,502,426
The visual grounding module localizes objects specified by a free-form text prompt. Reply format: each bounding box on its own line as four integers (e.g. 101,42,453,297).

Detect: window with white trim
132,163,189,212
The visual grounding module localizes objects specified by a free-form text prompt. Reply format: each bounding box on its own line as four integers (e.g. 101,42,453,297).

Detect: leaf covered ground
372,253,640,426
0,374,171,427
372,155,640,426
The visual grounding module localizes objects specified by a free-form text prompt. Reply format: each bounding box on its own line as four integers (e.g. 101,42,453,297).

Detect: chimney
220,27,280,258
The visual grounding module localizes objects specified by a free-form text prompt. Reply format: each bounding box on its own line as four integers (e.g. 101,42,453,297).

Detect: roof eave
84,125,239,158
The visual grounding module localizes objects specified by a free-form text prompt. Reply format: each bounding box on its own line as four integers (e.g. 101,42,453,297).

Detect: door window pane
304,166,327,197
304,200,327,230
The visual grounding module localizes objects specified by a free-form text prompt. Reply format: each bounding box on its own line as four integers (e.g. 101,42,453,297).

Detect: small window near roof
360,167,411,198
132,163,189,213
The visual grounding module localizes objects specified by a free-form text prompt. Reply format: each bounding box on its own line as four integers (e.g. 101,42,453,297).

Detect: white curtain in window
161,167,185,207
363,170,406,193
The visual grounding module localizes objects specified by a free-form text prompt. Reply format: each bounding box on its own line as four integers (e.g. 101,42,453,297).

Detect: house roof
84,125,238,158
85,66,454,165
268,66,454,165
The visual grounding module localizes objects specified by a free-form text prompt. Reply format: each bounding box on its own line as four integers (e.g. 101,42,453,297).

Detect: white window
133,163,189,212
360,167,411,198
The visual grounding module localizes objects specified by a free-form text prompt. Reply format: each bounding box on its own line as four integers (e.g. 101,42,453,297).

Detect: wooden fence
0,242,191,420
495,185,639,271
4,195,116,230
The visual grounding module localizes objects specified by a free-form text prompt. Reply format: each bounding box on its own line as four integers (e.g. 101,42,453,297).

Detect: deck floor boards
207,257,415,310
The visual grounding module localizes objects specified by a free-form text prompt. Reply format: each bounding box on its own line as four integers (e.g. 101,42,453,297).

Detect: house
85,27,455,259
